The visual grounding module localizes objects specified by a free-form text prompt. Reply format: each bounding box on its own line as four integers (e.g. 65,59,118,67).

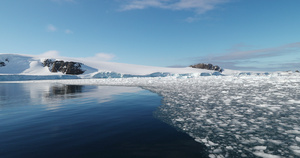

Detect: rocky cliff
190,63,223,72
43,59,85,75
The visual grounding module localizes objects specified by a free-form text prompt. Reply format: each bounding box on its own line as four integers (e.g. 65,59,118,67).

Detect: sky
0,0,299,71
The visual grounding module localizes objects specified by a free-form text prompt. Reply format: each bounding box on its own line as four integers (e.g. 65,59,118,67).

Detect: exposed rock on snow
0,54,32,74
0,58,9,67
43,59,85,75
0,62,5,67
190,63,223,72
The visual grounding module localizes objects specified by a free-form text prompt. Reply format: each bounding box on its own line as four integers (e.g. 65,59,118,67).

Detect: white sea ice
253,152,281,158
4,75,300,157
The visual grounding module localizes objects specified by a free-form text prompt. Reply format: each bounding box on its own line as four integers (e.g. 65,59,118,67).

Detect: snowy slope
0,53,298,81
0,53,222,80
0,54,33,74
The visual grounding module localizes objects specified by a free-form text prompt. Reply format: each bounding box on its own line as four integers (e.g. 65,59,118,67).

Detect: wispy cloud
193,42,300,71
46,25,74,34
47,24,57,32
93,53,116,61
39,50,61,58
120,0,230,14
213,42,300,61
38,51,116,62
51,0,76,3
65,29,73,34
268,61,300,71
84,53,116,62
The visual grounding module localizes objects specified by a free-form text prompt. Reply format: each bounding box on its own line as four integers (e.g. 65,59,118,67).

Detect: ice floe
5,75,300,157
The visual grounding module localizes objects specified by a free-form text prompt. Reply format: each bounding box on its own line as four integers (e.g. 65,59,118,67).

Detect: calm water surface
0,83,208,158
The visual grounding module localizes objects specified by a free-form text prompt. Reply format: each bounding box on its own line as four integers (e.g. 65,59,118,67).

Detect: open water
0,83,208,158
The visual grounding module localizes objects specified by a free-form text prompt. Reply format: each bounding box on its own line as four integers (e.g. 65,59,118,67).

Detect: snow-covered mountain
0,53,298,81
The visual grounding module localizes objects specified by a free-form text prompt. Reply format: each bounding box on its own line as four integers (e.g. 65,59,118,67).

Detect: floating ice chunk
253,151,281,158
226,146,233,150
290,146,300,150
208,141,218,146
289,146,300,156
209,154,225,158
286,130,300,134
288,100,300,104
252,137,266,144
253,146,267,151
213,148,222,154
293,150,300,156
256,104,269,108
268,140,283,145
175,118,184,122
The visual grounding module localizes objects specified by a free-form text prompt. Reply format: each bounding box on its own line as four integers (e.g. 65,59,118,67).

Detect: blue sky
0,0,299,71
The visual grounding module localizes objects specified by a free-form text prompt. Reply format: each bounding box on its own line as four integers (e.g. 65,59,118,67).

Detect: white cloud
185,16,199,23
65,29,73,34
193,42,300,71
39,50,61,58
120,0,230,14
121,0,165,10
46,25,74,34
93,53,116,61
51,0,76,3
47,24,57,32
213,42,300,61
81,53,116,62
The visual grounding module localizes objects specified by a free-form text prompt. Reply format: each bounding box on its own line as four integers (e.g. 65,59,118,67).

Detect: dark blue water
0,83,208,158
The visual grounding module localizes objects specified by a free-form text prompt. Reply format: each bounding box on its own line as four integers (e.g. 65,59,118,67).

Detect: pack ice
16,74,300,158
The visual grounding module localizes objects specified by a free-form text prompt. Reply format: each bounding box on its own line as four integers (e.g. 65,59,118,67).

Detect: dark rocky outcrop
190,63,223,72
296,70,299,73
0,62,5,67
43,59,85,75
0,58,9,67
43,59,53,67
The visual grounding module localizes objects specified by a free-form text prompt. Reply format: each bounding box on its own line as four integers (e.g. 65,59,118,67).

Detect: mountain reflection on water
46,84,83,98
0,83,85,110
0,83,209,158
0,83,143,110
